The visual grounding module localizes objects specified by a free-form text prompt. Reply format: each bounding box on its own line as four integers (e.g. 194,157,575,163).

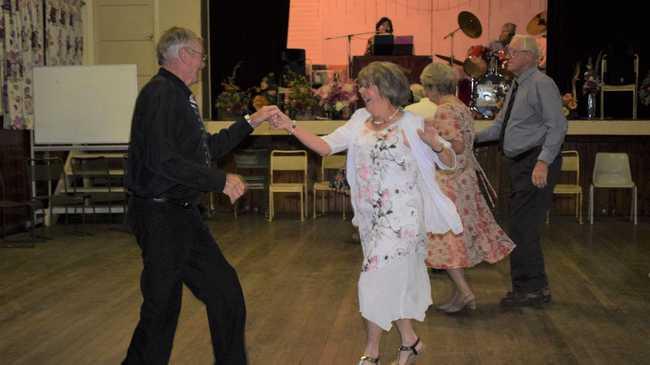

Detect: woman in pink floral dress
418,63,515,313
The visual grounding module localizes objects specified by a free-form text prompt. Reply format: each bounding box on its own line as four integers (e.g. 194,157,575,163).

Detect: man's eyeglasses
355,80,370,89
506,47,528,58
185,47,207,62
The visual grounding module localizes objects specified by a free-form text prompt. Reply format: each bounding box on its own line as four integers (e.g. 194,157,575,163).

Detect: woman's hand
417,123,444,152
269,111,294,133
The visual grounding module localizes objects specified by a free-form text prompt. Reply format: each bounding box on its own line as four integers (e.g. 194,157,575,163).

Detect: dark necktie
498,80,519,154
189,95,212,166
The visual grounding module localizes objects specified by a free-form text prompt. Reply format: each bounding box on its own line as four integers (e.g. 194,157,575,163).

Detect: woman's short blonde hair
420,63,457,96
357,61,410,107
156,27,201,66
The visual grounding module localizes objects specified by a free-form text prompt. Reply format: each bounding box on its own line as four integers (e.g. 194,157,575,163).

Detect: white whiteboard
33,64,137,145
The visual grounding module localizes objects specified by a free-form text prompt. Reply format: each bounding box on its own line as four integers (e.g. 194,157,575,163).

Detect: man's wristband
433,145,443,153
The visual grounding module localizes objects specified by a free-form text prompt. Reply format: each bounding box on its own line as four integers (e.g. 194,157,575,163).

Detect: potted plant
215,62,250,120
250,72,279,111
315,78,358,120
283,71,320,120
561,93,577,119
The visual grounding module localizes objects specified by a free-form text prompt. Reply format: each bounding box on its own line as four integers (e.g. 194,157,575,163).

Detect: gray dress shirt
476,66,567,164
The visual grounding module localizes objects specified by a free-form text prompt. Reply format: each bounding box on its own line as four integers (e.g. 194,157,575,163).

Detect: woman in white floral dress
270,62,463,365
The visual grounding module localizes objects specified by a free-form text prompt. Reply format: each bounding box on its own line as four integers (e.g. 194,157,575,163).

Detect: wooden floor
1,214,649,364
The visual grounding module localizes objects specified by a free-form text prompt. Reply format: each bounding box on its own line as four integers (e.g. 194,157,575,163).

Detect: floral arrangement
216,62,250,117
282,70,320,118
582,60,601,95
561,93,577,117
640,70,650,106
315,78,358,119
250,72,278,111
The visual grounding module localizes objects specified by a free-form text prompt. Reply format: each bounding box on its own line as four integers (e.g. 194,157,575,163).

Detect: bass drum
471,73,512,119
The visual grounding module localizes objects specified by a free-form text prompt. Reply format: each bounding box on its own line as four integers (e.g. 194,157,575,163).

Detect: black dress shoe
500,287,551,307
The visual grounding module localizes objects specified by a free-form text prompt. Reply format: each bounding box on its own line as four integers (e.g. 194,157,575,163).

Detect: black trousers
506,148,561,293
123,197,247,365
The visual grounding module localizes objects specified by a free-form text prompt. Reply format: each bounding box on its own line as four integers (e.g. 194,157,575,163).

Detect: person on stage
123,26,281,364
488,22,517,54
365,17,394,55
269,61,463,365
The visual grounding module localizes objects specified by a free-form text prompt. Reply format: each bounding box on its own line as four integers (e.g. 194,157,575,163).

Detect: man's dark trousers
506,147,561,294
123,197,247,365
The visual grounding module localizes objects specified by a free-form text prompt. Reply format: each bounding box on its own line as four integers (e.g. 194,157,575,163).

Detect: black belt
506,145,542,162
131,194,198,208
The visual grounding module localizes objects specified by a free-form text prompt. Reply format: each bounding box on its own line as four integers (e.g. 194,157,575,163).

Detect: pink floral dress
425,97,515,269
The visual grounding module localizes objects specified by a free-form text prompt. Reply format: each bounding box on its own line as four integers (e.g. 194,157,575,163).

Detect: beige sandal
358,355,380,364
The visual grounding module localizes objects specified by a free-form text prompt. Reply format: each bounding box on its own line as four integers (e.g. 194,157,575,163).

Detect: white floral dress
323,109,460,331
353,118,431,330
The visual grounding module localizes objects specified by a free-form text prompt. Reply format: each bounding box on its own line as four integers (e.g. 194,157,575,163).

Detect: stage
1,216,648,363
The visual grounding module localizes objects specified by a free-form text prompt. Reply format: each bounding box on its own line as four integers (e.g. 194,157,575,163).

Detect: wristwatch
243,114,253,126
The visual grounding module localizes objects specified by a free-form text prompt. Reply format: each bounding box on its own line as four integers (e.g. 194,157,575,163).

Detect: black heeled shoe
390,337,423,365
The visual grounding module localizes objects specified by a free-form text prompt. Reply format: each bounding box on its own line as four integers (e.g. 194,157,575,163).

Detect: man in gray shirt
476,34,567,307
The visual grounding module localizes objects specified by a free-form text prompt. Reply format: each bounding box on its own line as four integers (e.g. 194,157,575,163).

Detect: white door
94,0,156,89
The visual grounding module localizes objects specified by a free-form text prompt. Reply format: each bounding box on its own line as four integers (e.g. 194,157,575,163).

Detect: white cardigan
322,108,463,235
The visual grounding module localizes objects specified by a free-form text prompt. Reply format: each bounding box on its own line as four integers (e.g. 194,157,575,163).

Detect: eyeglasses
355,80,371,89
184,47,207,62
506,47,529,58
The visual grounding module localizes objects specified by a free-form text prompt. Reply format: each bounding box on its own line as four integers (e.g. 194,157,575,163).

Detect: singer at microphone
365,16,394,55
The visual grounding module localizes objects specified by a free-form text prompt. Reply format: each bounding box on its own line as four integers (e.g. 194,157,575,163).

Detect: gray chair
600,53,639,119
589,153,637,225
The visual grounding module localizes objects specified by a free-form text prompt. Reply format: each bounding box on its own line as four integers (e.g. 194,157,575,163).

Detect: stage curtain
209,0,290,118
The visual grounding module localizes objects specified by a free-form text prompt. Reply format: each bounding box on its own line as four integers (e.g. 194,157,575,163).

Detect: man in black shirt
123,27,281,364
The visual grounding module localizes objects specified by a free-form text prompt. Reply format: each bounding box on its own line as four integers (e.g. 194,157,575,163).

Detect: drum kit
435,11,547,119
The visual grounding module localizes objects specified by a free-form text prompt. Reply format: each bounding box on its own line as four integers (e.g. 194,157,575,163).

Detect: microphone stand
442,27,461,66
326,31,376,79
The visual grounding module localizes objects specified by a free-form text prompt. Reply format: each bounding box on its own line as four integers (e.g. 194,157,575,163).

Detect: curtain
45,0,83,66
0,0,82,130
209,0,290,118
0,0,44,129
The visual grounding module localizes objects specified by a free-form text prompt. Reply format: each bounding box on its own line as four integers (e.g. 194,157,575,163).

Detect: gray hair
156,27,201,66
420,63,457,96
357,62,410,107
511,34,540,61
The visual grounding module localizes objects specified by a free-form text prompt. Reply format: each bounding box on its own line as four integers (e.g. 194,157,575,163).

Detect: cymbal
463,57,487,78
458,11,482,38
435,54,464,66
527,10,547,35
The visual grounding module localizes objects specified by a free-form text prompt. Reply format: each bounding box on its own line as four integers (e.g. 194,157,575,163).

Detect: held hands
417,123,445,152
248,105,284,128
223,173,247,204
532,161,549,189
268,111,295,133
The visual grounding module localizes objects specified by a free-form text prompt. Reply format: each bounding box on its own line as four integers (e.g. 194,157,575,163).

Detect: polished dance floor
1,214,649,364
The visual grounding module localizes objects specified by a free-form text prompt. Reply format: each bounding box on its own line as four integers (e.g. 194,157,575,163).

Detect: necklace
371,107,401,125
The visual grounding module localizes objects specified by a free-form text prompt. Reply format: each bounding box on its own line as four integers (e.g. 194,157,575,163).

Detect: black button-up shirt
126,68,253,201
